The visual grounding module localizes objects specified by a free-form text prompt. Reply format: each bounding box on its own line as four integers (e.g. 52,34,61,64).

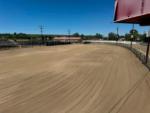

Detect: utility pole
68,29,71,43
39,25,45,45
131,24,135,48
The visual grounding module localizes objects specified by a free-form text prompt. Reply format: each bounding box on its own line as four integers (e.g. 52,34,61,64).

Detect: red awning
114,0,150,26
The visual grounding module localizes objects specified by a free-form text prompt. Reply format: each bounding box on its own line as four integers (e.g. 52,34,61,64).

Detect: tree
125,33,131,41
17,33,30,39
73,32,80,37
95,33,103,39
139,33,147,42
108,32,117,40
129,29,139,41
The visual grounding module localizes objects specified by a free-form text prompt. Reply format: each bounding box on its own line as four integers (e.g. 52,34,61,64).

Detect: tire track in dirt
0,44,149,113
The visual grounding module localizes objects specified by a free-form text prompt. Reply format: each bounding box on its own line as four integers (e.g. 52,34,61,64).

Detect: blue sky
0,0,149,36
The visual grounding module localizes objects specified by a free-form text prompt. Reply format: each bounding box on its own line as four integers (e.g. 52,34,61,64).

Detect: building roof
54,37,81,40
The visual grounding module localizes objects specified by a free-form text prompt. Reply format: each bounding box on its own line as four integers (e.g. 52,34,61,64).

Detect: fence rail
84,40,150,70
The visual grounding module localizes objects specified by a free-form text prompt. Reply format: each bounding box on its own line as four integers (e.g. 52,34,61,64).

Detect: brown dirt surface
0,44,150,113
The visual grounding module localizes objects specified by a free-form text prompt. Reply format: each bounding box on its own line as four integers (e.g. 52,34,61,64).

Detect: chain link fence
83,40,150,69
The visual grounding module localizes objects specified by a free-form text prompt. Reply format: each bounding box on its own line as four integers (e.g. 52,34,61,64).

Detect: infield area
0,44,150,113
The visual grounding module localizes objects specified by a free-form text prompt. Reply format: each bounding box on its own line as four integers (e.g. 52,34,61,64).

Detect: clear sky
0,0,149,36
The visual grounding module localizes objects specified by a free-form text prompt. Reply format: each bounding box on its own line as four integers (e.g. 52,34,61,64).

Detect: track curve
0,44,150,113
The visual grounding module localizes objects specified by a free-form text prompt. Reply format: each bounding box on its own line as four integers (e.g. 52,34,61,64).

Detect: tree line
0,29,148,43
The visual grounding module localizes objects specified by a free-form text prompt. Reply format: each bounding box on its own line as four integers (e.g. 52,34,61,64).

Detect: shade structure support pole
146,33,150,64
131,39,133,48
116,27,119,45
131,24,135,49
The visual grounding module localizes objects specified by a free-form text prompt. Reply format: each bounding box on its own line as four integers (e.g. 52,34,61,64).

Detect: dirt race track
0,44,150,113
